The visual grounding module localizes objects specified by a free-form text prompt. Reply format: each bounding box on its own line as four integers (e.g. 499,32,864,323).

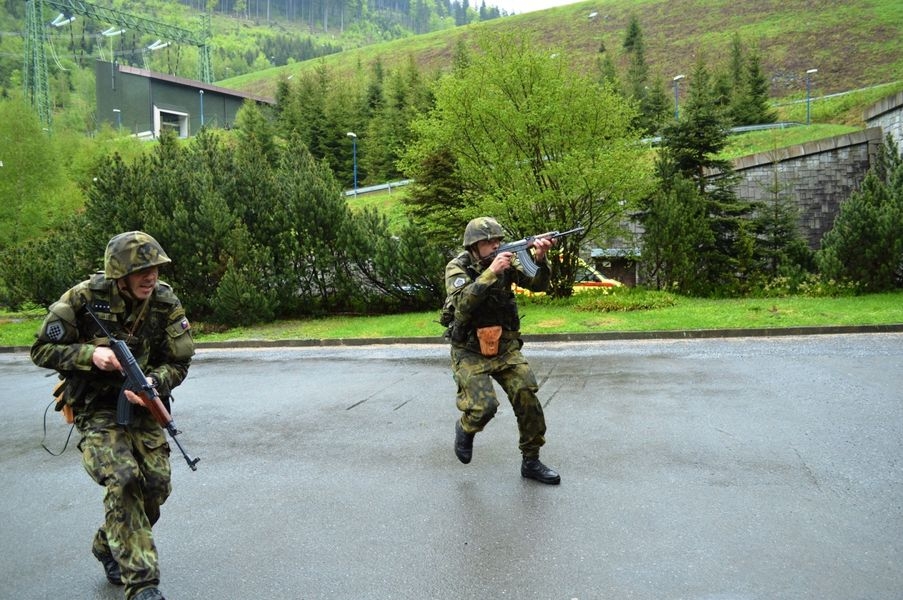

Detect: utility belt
52,375,119,415
451,326,520,357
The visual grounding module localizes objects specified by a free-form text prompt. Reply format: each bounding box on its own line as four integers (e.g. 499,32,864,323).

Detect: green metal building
95,60,273,138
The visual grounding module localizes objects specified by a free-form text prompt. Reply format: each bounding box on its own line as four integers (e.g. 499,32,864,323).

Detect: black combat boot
132,586,166,600
454,420,475,464
521,457,561,485
92,547,123,585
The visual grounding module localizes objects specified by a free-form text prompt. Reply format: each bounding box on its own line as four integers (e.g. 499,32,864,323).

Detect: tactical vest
69,274,180,407
452,252,521,333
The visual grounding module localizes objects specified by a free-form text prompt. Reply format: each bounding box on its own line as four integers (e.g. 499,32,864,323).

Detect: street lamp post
805,68,818,125
346,132,358,195
672,74,685,120
113,108,121,130
199,90,205,128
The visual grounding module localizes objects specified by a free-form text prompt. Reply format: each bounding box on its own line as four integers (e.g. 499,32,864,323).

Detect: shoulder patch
166,317,191,338
45,320,65,342
453,277,467,288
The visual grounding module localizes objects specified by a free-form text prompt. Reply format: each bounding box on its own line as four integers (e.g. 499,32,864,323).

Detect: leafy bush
568,287,679,313
816,135,903,291
211,260,276,326
754,273,859,298
0,220,90,309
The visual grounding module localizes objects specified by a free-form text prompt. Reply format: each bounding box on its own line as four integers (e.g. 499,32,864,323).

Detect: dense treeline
282,23,776,194
0,104,448,322
0,0,500,98
175,0,503,32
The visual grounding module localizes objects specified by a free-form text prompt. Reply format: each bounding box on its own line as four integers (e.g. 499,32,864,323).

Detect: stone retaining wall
729,128,883,248
864,90,903,149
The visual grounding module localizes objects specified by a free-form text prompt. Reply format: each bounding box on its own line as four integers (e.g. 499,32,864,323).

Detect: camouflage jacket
31,273,194,410
443,250,550,346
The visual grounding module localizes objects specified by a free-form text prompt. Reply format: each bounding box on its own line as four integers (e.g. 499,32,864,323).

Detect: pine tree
661,60,731,189
639,155,713,293
752,156,813,281
817,135,903,290
658,58,758,295
732,51,777,126
621,15,666,134
596,40,619,88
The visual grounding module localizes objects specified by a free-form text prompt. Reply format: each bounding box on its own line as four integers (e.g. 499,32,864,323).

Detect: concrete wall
864,90,903,149
95,60,273,138
728,128,883,249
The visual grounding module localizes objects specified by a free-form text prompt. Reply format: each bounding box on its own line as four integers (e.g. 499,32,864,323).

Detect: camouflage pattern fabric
80,408,171,597
31,273,193,402
104,231,171,280
443,227,552,459
451,341,547,458
444,250,550,346
462,216,505,248
31,272,193,599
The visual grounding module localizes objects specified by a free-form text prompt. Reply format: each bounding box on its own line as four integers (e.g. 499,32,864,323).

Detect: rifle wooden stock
138,387,174,430
83,301,200,471
138,388,200,471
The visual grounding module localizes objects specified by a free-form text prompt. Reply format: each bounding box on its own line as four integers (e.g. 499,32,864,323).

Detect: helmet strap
116,277,137,300
115,279,151,340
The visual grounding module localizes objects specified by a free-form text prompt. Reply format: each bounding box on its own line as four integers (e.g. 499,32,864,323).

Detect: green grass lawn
4,290,901,348
720,124,860,161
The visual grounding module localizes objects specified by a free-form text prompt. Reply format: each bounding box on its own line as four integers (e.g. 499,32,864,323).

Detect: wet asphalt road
1,333,902,600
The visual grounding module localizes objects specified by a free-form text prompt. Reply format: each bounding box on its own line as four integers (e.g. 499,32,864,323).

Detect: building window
153,106,189,138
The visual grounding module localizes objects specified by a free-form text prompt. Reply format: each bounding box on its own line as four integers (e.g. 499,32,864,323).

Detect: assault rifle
83,302,200,471
480,226,586,277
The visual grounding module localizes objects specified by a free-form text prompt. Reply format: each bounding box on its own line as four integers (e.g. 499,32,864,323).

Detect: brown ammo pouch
52,379,75,424
476,325,503,357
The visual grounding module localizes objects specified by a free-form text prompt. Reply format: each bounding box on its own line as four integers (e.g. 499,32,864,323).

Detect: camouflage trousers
76,406,172,599
450,340,547,458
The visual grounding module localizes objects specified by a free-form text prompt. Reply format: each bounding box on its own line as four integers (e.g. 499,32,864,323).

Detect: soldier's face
121,266,159,300
476,238,502,260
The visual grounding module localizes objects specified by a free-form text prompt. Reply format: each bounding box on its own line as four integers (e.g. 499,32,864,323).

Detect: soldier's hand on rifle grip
123,388,151,407
490,251,513,275
92,346,122,372
532,237,555,262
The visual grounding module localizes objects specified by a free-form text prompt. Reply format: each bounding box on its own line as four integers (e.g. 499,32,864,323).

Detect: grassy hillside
223,0,903,113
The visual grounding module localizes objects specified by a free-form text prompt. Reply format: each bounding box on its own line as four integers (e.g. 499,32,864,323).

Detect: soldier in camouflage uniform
31,231,194,600
443,217,561,484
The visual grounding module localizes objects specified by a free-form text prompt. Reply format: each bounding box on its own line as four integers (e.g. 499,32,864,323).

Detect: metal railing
344,179,413,197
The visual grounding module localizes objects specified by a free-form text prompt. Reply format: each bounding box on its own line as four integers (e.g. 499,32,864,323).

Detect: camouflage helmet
463,217,504,248
104,231,171,279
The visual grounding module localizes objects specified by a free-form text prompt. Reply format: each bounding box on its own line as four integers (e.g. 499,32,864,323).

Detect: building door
154,106,189,138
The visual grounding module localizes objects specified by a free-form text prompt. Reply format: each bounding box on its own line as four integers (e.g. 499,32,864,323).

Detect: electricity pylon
24,0,212,130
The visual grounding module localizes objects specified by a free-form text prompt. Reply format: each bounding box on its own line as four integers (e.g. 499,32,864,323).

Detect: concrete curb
5,323,902,354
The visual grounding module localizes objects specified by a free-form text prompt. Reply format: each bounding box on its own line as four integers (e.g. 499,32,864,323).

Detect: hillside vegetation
2,0,902,322
224,0,903,111
0,0,504,92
